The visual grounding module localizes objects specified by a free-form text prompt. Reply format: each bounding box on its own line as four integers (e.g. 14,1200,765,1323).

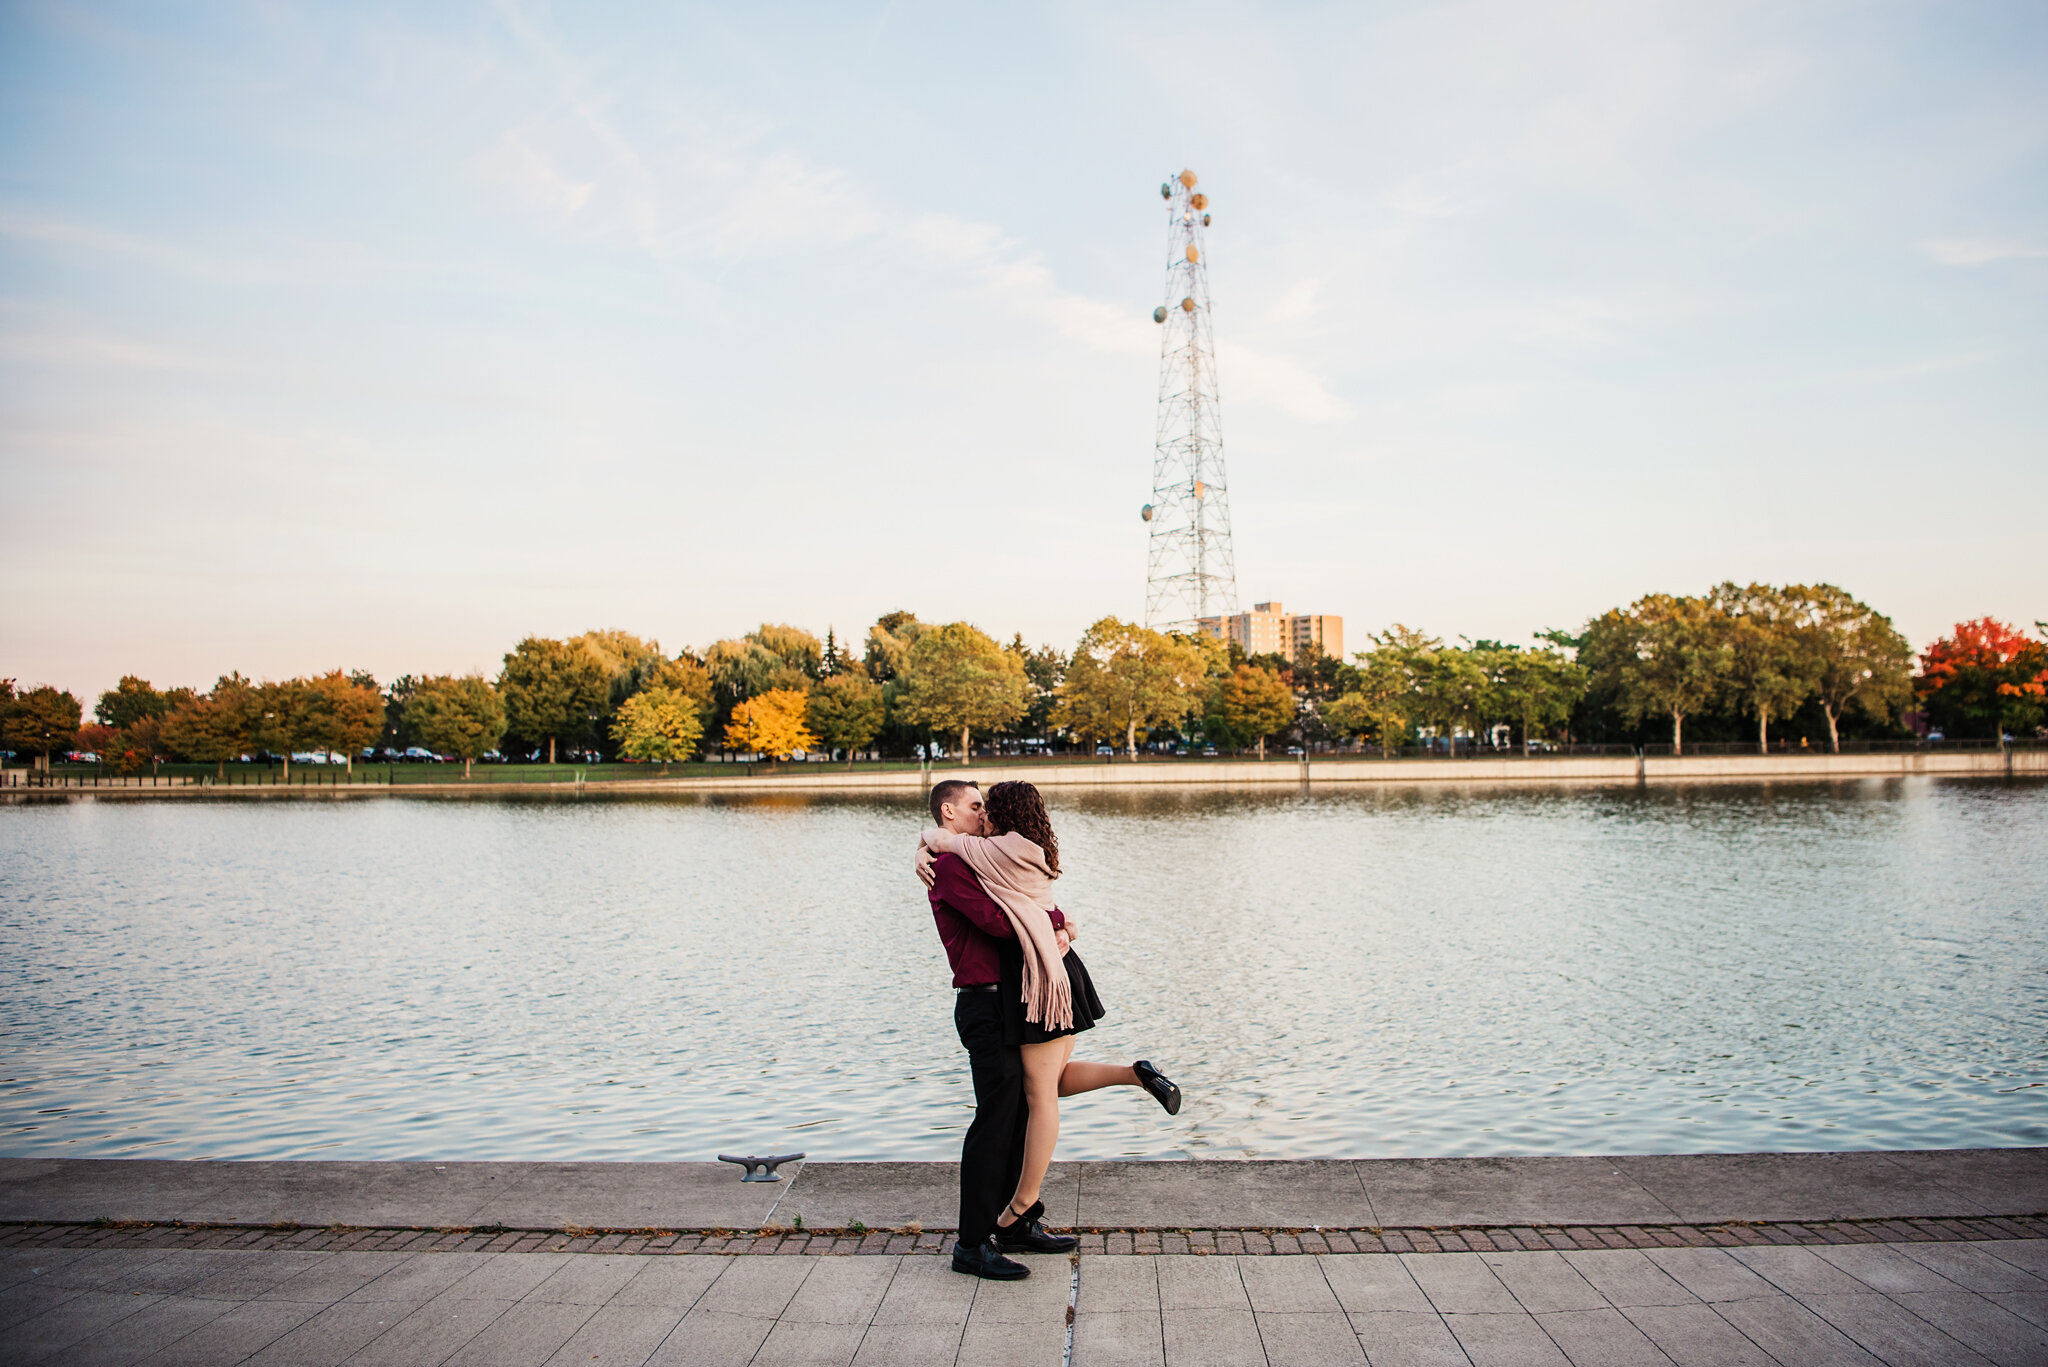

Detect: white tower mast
1142,168,1239,632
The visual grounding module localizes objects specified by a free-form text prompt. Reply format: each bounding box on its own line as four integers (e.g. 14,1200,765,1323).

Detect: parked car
1201,746,1218,756
401,747,442,762
1095,744,1114,756
1285,746,1305,756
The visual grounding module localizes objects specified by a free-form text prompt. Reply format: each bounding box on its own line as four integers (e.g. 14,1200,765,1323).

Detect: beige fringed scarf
921,828,1074,1031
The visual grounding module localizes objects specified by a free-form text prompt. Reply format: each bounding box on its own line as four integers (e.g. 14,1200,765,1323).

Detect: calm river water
2,778,2044,1162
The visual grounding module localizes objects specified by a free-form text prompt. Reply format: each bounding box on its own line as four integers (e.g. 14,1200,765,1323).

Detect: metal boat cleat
717,1152,805,1182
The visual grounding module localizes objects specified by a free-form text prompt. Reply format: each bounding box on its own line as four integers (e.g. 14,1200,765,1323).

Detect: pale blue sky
3,1,2044,702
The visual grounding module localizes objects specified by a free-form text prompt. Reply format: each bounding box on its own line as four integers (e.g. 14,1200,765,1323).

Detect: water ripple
1,778,2044,1160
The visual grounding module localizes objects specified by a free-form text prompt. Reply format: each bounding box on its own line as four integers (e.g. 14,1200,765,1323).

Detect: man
920,778,1080,1279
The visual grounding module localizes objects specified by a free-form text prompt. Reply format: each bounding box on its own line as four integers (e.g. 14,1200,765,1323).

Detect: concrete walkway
4,1151,2045,1365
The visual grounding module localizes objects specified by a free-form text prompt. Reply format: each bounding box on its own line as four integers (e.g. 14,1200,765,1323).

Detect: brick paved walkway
7,1238,2047,1364
6,1151,2046,1362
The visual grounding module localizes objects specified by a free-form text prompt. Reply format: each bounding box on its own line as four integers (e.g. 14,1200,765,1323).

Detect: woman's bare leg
1005,1037,1074,1221
1058,1060,1139,1096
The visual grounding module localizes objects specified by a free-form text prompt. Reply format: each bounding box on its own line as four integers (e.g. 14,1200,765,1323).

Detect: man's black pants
954,989,1026,1247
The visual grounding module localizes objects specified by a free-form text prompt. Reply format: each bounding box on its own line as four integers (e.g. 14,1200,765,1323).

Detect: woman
918,779,1181,1238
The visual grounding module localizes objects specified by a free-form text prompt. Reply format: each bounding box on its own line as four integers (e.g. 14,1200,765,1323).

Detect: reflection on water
1,779,2043,1161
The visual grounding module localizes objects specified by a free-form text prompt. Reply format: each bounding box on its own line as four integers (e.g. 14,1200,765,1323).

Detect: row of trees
5,591,2042,773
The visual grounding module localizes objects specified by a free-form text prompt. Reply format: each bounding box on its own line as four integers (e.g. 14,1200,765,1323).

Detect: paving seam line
4,1213,2043,1256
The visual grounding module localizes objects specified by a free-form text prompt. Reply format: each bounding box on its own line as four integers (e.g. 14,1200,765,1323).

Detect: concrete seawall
7,748,2041,799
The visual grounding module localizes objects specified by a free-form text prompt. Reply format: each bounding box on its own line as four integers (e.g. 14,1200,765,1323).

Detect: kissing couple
917,778,1181,1280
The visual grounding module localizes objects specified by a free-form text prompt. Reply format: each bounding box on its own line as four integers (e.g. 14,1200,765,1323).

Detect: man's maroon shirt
928,851,1065,988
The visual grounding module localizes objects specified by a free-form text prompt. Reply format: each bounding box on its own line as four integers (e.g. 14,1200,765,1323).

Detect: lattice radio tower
1141,168,1239,632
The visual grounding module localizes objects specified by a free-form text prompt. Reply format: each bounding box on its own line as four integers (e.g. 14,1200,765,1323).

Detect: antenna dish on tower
1178,169,1198,188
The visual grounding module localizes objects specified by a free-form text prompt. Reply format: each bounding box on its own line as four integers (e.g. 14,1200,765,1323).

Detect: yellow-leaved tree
722,688,817,760
612,686,705,773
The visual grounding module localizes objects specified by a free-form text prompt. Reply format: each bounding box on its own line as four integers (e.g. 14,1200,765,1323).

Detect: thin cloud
1922,238,2048,267
0,209,272,283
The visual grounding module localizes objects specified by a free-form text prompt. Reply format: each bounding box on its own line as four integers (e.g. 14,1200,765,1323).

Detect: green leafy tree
499,636,609,763
1784,584,1914,751
1328,631,1432,755
408,675,509,778
162,675,257,777
2,684,82,768
1057,617,1208,758
1412,641,1489,748
95,676,169,729
1489,644,1589,748
610,686,705,772
382,675,420,753
1219,663,1296,759
298,670,384,771
897,622,1029,763
1712,583,1819,753
863,611,925,682
805,672,885,766
657,655,718,737
1005,635,1067,745
1596,594,1733,754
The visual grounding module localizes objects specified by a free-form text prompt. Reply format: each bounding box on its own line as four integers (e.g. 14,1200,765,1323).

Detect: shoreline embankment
4,747,2043,800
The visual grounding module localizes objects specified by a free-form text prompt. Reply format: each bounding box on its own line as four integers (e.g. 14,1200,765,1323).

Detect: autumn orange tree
298,671,384,771
722,688,817,760
162,676,258,779
1915,618,2048,740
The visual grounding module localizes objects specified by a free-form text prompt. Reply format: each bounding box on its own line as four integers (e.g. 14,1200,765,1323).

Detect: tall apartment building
1196,602,1344,662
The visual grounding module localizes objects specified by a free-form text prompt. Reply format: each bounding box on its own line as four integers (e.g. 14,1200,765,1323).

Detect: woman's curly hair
985,780,1059,878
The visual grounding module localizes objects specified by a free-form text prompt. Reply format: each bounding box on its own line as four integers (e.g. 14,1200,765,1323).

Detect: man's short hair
929,779,978,825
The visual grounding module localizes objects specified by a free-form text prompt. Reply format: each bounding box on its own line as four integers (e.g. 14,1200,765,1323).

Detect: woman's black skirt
999,941,1106,1046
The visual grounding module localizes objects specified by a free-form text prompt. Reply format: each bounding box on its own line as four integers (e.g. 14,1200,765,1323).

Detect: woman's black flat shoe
1135,1060,1181,1115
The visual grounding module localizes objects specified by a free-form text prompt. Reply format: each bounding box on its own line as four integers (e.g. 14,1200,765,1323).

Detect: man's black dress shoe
995,1209,1079,1254
1135,1059,1182,1115
952,1237,1031,1280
